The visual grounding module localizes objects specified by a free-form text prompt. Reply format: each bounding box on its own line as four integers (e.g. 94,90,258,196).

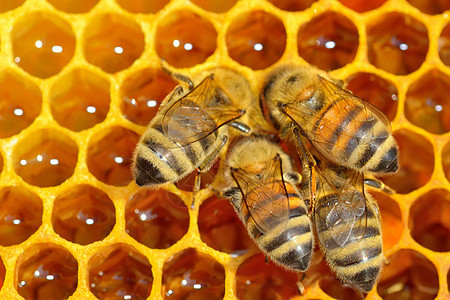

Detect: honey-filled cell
125,189,189,249
155,10,217,68
226,10,286,70
83,13,145,73
162,248,225,299
405,69,450,134
46,0,99,13
115,0,169,14
443,140,450,183
346,72,398,121
11,12,76,79
120,68,178,126
409,189,450,252
52,184,115,245
407,0,450,15
377,249,439,300
439,23,450,66
319,277,362,300
89,244,153,299
337,0,387,12
15,244,78,300
367,12,428,75
0,186,42,247
0,71,42,138
86,126,139,186
50,69,110,132
191,0,237,13
268,0,317,11
0,0,26,12
13,129,78,187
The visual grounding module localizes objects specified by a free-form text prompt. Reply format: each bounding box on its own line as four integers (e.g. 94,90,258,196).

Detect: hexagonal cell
377,249,439,300
198,196,256,256
443,141,450,183
155,10,217,68
236,253,299,299
115,0,169,13
12,12,76,79
337,0,387,12
297,11,359,71
0,186,43,246
89,244,153,299
13,129,78,187
407,0,450,15
191,0,237,13
87,126,139,186
52,184,115,245
50,69,110,132
226,10,286,70
405,69,450,134
439,23,450,66
162,248,225,299
367,13,428,75
15,244,78,300
409,189,450,252
125,189,189,249
46,0,99,13
0,0,25,12
120,68,178,126
346,72,398,121
268,0,317,11
83,13,145,73
319,277,362,300
381,129,433,194
0,71,42,138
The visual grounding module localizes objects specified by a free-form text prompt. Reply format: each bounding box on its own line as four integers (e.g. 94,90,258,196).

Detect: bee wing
162,75,243,146
231,155,290,234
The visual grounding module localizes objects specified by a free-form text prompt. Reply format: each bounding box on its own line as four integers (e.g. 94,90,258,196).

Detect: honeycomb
0,0,449,299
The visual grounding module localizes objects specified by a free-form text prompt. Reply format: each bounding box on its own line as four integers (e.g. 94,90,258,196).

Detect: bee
220,137,314,272
133,67,253,197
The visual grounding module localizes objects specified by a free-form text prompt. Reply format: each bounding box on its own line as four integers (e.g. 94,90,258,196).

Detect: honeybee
220,137,314,272
133,67,253,197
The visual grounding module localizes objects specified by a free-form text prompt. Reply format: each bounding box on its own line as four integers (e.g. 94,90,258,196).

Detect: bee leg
296,279,306,295
265,256,269,264
160,60,194,90
364,178,396,194
384,256,391,266
190,172,202,209
230,121,252,135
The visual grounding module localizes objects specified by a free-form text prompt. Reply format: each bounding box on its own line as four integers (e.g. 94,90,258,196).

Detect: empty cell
13,129,78,187
162,248,225,299
125,189,189,249
297,11,359,71
0,0,25,12
367,13,428,75
346,72,398,121
381,129,434,194
443,141,450,183
89,244,153,299
120,68,178,126
115,0,169,13
439,23,450,66
155,10,217,68
83,13,145,73
15,244,78,300
52,184,115,245
12,12,76,79
319,277,363,300
50,69,110,132
46,0,99,13
377,249,439,300
87,126,139,186
407,0,450,15
268,0,317,11
198,196,256,255
235,253,300,299
337,0,387,12
0,71,42,138
191,0,237,13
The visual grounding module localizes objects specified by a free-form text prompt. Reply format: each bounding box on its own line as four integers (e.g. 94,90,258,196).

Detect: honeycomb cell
12,12,76,79
407,0,450,15
50,69,110,132
409,189,450,252
439,23,450,66
16,244,78,300
125,189,189,249
0,0,25,12
226,10,286,70
83,13,145,73
46,0,99,13
367,13,428,75
268,0,317,11
115,0,169,13
337,0,387,12
120,68,178,126
346,72,398,121
381,129,433,194
297,11,359,71
443,141,450,183
0,71,42,138
13,129,78,187
191,0,237,13
162,248,225,299
235,253,299,299
405,69,450,134
377,249,439,300
155,11,217,68
87,126,139,186
198,196,255,255
89,244,153,299
319,277,361,300
0,187,42,246
52,184,115,245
